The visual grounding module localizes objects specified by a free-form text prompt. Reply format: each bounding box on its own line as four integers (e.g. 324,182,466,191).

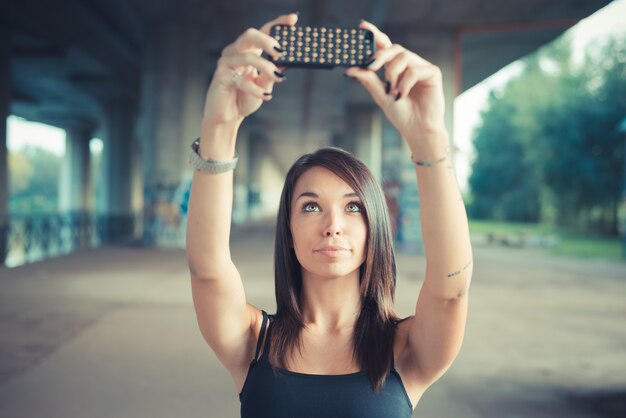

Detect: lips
314,245,349,257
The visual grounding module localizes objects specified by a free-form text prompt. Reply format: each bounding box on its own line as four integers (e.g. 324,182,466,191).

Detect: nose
323,210,343,237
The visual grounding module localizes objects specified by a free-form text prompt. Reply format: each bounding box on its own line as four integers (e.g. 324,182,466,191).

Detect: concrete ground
0,221,625,418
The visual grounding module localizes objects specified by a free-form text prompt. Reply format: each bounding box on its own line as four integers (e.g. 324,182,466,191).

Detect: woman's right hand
201,13,298,127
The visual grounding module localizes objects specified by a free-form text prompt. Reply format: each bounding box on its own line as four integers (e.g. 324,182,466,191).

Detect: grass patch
468,220,555,235
551,233,622,260
468,219,623,262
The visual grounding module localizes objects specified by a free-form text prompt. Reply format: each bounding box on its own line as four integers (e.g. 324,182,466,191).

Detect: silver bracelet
188,138,239,174
411,148,450,167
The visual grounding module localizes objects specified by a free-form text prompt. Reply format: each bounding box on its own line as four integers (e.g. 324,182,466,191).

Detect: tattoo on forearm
447,259,473,278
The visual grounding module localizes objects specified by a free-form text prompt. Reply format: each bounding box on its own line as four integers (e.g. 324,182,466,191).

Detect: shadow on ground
567,389,626,418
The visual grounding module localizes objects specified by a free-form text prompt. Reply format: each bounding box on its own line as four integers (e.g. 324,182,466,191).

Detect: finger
365,44,404,72
256,67,278,92
220,52,285,83
255,65,288,80
395,64,442,100
223,28,284,60
358,19,392,49
260,12,299,35
384,52,411,94
344,68,388,108
235,75,273,101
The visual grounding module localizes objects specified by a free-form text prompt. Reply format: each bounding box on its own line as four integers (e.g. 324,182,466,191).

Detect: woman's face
290,166,367,281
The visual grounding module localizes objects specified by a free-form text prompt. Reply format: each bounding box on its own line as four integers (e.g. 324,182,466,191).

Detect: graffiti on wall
143,176,192,247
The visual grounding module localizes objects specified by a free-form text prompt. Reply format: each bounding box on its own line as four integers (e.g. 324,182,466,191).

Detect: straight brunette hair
271,147,399,392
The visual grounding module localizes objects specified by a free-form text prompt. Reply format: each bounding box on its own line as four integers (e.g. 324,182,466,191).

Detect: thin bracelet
411,148,450,167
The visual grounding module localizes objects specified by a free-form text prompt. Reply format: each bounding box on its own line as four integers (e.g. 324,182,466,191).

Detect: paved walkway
0,222,625,417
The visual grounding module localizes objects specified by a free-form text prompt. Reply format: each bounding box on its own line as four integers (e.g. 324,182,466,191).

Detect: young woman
186,13,473,418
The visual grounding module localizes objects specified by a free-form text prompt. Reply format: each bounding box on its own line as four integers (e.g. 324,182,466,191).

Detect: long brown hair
271,147,399,392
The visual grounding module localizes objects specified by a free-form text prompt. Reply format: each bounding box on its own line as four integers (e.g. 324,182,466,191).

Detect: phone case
269,25,376,69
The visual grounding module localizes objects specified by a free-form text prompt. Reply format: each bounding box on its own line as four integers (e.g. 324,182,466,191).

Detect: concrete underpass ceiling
3,0,614,137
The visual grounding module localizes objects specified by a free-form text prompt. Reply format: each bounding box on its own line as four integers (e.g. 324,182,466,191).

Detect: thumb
345,68,387,108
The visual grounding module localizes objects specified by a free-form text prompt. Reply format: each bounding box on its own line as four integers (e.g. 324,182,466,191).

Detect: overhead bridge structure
0,0,614,264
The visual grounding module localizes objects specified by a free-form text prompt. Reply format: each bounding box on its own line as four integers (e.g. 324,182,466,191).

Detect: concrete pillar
0,26,10,264
138,20,208,243
231,126,267,223
436,39,456,145
385,122,424,254
404,33,455,143
141,21,206,180
97,101,136,242
59,125,92,213
232,126,250,224
363,33,456,254
247,130,265,219
344,106,383,182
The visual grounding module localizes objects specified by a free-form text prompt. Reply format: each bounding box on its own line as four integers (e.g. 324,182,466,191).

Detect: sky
453,0,626,193
7,0,626,179
7,115,66,156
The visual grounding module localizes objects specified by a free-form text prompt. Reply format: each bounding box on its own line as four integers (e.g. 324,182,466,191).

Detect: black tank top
239,311,413,418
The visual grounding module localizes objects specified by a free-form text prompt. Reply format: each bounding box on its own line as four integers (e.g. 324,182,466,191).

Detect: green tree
468,57,546,222
8,152,34,193
469,34,626,235
9,146,61,214
536,36,626,234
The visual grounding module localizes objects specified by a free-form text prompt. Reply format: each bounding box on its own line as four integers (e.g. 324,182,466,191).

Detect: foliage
468,34,626,235
9,146,61,214
468,79,543,222
8,152,34,193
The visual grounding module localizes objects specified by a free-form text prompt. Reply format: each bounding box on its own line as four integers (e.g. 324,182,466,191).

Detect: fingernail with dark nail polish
274,70,286,79
395,92,401,101
274,46,284,53
263,92,272,96
385,81,391,94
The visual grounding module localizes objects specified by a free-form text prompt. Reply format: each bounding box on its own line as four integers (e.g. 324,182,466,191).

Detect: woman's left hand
344,20,447,150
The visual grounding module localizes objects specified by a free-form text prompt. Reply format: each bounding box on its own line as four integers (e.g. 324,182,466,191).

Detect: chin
303,264,360,280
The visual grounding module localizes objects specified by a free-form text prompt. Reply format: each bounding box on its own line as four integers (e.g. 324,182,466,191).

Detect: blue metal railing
1,212,141,268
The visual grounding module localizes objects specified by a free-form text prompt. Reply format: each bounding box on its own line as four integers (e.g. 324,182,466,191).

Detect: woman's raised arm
186,13,296,388
345,20,473,390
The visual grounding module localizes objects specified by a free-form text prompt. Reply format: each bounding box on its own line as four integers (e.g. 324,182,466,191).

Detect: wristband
188,138,238,174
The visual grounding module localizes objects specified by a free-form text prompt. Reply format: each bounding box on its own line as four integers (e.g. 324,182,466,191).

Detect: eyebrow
295,191,359,201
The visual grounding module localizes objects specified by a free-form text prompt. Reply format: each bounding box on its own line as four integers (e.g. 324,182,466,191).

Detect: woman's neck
300,271,361,332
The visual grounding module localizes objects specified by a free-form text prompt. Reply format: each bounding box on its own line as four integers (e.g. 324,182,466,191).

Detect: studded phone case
269,25,376,69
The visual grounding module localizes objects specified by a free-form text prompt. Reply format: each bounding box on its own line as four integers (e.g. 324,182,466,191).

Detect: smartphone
269,24,376,69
